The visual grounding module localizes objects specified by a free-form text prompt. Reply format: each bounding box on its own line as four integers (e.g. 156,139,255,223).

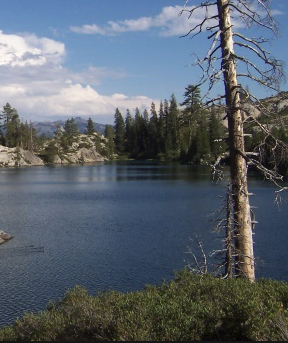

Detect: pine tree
125,109,136,156
165,94,180,159
179,85,203,160
142,109,150,156
104,125,115,158
1,103,20,147
158,101,165,154
87,118,95,135
209,105,227,161
134,107,145,157
114,108,126,155
148,102,159,158
195,118,210,162
62,117,79,148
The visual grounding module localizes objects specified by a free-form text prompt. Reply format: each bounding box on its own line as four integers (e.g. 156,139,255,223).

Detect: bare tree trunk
217,0,255,281
225,183,234,279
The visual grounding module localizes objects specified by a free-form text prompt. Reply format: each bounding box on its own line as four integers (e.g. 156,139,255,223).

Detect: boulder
0,230,13,244
0,146,44,167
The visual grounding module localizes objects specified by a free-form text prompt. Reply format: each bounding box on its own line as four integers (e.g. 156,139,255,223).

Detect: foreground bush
0,269,288,341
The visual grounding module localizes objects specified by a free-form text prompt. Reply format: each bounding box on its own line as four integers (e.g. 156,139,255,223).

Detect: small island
0,230,13,245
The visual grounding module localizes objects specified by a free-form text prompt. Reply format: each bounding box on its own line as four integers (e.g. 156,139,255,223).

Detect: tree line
1,86,288,173
110,86,228,163
0,103,39,152
109,86,288,173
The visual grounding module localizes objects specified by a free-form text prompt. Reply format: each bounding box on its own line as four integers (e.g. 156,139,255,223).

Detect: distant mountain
32,117,107,137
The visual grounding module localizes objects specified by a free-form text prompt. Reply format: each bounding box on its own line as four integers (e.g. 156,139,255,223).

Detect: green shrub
78,142,92,149
0,270,288,341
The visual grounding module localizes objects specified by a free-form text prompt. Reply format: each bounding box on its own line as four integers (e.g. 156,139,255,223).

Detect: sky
0,0,287,125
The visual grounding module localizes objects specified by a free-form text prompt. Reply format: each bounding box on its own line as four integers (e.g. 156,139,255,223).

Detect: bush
0,269,288,341
39,142,58,164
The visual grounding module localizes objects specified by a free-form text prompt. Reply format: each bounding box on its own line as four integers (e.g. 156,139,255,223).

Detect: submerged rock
0,230,13,244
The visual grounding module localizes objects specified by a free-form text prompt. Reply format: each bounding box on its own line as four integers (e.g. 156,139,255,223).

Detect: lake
0,160,287,328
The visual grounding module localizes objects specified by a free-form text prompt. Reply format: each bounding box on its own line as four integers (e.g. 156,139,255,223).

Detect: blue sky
0,0,287,124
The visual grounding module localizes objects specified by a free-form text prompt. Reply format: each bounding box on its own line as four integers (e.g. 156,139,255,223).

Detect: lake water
0,161,287,328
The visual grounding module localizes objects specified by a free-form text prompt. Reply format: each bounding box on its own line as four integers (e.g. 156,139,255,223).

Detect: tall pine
114,108,126,155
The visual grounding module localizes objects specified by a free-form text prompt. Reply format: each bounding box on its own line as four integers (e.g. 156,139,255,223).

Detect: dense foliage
112,90,228,163
0,103,39,151
0,269,288,341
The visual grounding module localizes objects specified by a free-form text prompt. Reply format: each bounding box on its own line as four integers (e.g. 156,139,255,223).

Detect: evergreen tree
180,85,202,114
62,117,79,148
195,119,210,162
158,101,165,154
1,103,20,147
29,122,38,152
142,109,150,156
114,108,126,154
6,112,20,148
125,109,136,157
134,107,145,157
179,85,203,159
54,123,63,154
19,121,37,152
209,105,227,161
148,102,159,158
104,125,115,158
86,118,95,135
165,94,180,159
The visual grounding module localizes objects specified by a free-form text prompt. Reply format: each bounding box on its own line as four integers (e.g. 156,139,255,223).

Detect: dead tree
181,0,286,281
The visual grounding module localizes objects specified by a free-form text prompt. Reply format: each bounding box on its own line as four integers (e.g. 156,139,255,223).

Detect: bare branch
229,0,277,32
185,234,209,275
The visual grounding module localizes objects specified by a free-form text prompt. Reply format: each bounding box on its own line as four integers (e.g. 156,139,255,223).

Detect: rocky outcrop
51,133,107,165
0,146,45,167
53,147,106,164
0,133,107,167
0,230,13,245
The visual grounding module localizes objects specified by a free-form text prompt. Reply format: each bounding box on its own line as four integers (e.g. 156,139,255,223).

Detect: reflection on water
0,161,287,328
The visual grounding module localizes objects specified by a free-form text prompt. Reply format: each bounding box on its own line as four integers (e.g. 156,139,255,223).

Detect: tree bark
217,0,255,281
225,183,234,279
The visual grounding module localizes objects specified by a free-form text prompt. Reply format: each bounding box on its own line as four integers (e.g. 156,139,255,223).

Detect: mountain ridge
32,117,107,137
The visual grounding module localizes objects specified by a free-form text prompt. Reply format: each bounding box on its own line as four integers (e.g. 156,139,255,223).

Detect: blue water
0,161,287,328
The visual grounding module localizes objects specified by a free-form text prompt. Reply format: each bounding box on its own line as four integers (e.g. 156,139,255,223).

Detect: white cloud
107,93,160,117
70,3,283,38
112,93,129,100
70,6,195,37
0,64,158,123
0,30,65,67
0,30,160,124
0,70,158,123
69,5,236,37
70,24,106,35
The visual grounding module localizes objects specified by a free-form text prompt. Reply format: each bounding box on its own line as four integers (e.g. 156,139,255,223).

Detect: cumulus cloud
0,30,65,66
0,30,159,124
0,63,158,123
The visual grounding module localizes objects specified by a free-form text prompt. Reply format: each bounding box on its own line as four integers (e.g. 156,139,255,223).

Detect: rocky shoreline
0,146,45,167
0,230,13,245
0,141,106,168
